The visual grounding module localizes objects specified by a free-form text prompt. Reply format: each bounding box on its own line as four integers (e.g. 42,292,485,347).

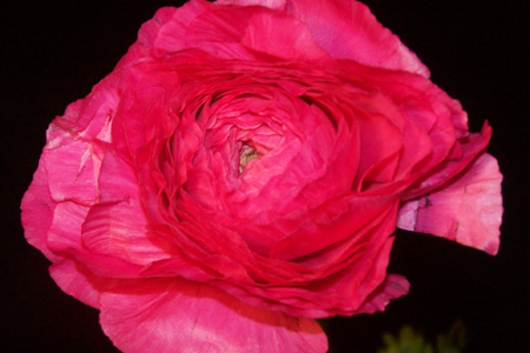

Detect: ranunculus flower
21,0,503,352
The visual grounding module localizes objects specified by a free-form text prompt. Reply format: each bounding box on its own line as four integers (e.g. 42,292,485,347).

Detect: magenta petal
100,278,328,353
397,153,503,255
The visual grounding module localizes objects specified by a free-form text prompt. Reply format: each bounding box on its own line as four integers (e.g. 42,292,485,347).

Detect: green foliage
377,320,466,353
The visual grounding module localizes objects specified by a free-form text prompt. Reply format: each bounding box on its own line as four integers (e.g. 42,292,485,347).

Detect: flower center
239,144,259,173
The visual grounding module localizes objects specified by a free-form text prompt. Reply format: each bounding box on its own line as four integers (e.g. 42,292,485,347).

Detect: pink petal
100,278,328,353
241,10,331,62
285,0,430,76
216,0,287,11
353,106,403,189
43,135,101,205
183,4,262,61
81,148,178,266
355,274,410,314
397,153,503,255
20,155,58,262
52,73,119,140
46,201,89,254
403,122,493,199
270,194,397,261
127,2,210,61
49,259,109,309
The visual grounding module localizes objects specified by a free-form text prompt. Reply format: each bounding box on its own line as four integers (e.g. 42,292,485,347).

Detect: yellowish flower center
239,145,259,173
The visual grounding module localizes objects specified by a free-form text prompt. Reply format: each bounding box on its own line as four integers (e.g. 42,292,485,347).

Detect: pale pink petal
397,153,503,255
285,0,430,76
100,278,328,353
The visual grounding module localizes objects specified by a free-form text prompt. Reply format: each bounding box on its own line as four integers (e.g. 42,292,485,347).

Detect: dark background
1,1,528,352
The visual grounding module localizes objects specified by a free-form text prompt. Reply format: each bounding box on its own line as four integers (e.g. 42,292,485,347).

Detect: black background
1,1,528,352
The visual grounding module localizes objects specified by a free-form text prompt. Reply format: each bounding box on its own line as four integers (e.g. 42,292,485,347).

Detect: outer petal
216,0,287,11
127,2,211,61
240,10,331,62
49,259,110,309
397,153,503,255
52,72,119,140
21,155,58,262
355,274,410,314
81,147,179,266
100,277,328,353
43,134,101,205
284,0,430,76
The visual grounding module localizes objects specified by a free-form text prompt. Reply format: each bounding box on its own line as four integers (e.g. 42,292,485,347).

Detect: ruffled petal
100,278,328,353
397,153,503,255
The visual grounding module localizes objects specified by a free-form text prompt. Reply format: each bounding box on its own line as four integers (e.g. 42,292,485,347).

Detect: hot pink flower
21,0,503,352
